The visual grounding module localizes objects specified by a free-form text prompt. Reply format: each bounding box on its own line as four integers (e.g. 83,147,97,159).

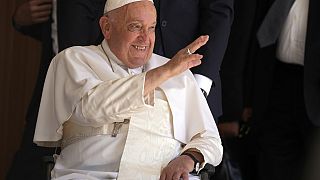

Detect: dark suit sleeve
57,0,105,51
192,0,234,80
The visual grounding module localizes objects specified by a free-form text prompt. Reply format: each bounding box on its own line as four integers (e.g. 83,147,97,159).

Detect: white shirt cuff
193,74,212,95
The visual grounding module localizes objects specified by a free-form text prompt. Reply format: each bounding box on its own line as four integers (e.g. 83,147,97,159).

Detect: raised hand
144,35,209,96
162,35,209,77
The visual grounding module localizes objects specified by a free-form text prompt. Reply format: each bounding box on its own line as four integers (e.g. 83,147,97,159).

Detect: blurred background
0,0,41,179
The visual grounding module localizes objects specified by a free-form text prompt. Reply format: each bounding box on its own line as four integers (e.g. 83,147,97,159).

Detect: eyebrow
126,20,157,26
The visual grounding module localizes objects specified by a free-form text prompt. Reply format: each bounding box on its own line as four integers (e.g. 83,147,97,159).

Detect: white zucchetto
104,0,154,13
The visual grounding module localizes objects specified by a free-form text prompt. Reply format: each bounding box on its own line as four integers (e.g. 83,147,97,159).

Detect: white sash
117,99,182,179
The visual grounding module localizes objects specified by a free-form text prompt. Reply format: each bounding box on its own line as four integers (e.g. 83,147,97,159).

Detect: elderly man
33,0,222,179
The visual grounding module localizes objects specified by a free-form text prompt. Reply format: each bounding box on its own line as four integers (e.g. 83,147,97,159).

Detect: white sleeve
73,72,155,127
181,131,223,168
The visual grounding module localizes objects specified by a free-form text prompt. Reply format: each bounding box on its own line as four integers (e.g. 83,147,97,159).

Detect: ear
99,16,111,39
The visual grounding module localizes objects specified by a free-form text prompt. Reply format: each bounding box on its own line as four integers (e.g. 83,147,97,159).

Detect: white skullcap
104,0,154,13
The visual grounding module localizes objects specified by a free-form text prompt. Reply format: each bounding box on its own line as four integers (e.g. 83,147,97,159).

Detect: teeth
134,45,147,50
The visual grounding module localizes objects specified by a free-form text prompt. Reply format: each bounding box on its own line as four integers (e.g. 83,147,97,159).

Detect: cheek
149,34,155,45
148,36,155,57
118,37,133,53
149,35,155,52
126,34,140,44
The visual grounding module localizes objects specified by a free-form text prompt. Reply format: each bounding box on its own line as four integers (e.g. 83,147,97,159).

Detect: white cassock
34,40,223,180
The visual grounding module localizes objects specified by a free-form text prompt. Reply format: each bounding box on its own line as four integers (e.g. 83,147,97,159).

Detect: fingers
173,172,189,180
181,172,189,180
32,10,51,19
164,52,203,78
30,1,52,12
29,0,52,23
159,172,166,180
186,35,209,54
183,52,202,68
160,170,189,180
186,54,202,69
39,0,53,3
182,35,208,69
30,0,53,5
172,172,181,180
162,35,207,79
159,156,192,180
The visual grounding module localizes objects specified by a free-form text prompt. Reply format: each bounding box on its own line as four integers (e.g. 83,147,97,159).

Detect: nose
137,29,148,42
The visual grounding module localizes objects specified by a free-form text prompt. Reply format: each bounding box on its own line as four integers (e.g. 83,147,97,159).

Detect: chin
130,56,150,67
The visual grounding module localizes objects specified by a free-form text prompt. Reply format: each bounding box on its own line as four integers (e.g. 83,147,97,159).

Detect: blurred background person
8,1,55,179
217,0,259,179
248,0,320,180
7,0,105,179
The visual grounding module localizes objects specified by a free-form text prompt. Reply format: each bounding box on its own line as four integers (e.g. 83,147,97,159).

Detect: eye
148,26,156,33
128,23,143,32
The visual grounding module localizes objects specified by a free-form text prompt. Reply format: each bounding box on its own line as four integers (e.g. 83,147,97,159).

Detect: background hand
14,0,52,26
218,121,240,138
241,107,252,122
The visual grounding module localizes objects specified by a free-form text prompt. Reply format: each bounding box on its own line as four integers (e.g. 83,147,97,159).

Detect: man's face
104,1,156,68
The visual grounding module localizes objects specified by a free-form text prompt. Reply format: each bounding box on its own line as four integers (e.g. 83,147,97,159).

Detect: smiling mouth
133,45,147,51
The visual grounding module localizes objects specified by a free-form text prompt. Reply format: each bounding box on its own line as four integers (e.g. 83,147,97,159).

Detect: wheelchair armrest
42,156,55,180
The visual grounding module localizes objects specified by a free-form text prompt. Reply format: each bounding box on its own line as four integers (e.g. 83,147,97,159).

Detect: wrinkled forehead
124,1,156,21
